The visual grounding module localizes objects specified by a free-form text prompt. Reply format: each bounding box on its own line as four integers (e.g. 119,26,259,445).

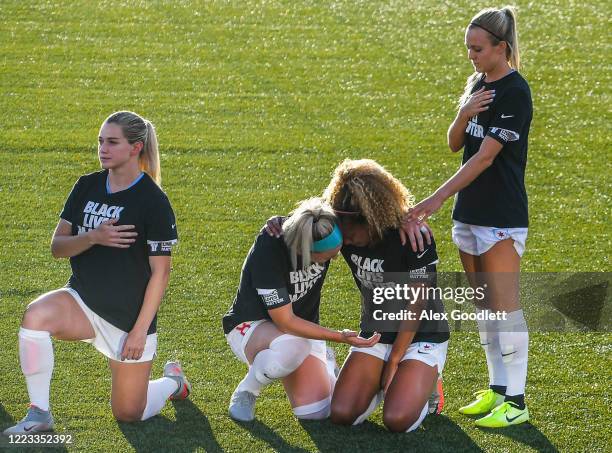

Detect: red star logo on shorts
236,322,251,336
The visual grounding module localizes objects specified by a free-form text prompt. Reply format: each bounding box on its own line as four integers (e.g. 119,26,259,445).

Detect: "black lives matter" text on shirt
60,170,177,334
341,230,450,345
222,231,329,334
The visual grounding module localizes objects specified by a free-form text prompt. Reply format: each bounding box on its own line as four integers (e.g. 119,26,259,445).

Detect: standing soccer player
407,7,532,427
3,111,189,434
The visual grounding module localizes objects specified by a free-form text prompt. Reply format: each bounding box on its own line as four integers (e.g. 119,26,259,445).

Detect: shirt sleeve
145,193,178,256
249,238,292,310
487,87,530,145
59,177,83,224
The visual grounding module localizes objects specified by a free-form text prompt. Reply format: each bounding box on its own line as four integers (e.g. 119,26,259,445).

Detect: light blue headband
312,223,343,252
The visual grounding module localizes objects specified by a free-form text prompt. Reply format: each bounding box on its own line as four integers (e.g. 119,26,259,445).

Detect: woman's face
465,27,506,74
339,218,370,247
311,245,342,264
98,122,139,170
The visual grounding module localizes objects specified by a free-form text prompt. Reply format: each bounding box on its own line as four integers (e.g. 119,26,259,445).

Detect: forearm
51,231,95,258
276,315,344,343
448,112,469,152
132,270,170,333
433,152,494,202
388,299,425,362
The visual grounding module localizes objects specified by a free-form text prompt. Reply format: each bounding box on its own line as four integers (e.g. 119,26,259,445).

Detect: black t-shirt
453,71,533,228
60,170,177,334
222,231,330,334
342,230,450,345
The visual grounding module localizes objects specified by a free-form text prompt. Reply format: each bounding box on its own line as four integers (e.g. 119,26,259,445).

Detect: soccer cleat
459,389,504,415
326,346,339,377
475,401,529,428
2,405,54,435
164,361,191,400
428,376,445,415
228,389,257,422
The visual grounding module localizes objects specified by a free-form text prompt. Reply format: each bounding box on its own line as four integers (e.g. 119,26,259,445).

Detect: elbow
50,243,64,259
479,155,495,168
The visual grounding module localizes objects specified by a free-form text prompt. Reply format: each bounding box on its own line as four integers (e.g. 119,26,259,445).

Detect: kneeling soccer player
222,197,379,422
3,111,189,435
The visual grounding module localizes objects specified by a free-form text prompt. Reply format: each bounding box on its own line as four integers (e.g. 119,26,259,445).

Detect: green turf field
0,0,610,451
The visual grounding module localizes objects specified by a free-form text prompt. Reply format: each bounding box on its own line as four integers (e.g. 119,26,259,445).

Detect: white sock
405,402,429,432
498,310,529,396
477,310,508,389
19,328,54,412
353,391,383,425
140,377,179,421
236,335,311,396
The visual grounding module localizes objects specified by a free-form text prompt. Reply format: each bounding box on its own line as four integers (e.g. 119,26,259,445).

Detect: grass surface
0,1,610,452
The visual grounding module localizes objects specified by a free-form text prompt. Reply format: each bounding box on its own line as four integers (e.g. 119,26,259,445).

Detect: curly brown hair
322,159,414,243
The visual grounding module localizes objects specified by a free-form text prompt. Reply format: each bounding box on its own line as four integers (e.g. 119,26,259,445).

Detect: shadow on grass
299,415,484,452
233,419,310,453
478,423,559,453
0,403,68,452
118,400,221,453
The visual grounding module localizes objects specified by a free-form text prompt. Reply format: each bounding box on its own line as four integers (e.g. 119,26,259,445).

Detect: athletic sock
19,328,54,412
140,377,179,421
504,393,526,410
498,309,529,404
489,384,507,396
477,311,508,391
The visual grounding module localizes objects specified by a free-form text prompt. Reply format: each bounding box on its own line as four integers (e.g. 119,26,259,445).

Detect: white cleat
2,405,54,435
228,389,257,422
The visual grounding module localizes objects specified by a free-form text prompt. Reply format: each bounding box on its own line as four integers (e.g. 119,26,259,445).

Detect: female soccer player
325,160,449,432
3,111,189,435
222,197,380,423
266,159,449,432
407,7,532,427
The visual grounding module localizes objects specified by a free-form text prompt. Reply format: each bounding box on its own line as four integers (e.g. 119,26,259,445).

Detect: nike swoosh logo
501,351,516,357
23,425,36,432
501,114,514,118
506,413,523,422
416,250,428,259
417,350,430,354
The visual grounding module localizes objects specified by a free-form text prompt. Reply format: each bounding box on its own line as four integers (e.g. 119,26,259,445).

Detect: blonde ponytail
104,111,161,185
459,6,521,107
282,198,337,270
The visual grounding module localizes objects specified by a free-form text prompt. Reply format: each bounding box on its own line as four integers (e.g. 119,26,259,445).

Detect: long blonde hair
282,197,337,269
459,6,521,107
323,159,414,243
104,111,161,185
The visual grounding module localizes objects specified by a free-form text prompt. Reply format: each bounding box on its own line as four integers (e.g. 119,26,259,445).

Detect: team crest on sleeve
489,127,519,142
147,239,177,253
257,289,286,308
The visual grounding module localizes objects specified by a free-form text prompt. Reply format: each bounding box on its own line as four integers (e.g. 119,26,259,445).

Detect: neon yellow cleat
475,402,529,428
458,389,504,415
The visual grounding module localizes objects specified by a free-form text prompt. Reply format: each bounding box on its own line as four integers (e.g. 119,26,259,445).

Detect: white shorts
62,288,157,363
226,320,327,366
350,341,448,372
452,220,528,257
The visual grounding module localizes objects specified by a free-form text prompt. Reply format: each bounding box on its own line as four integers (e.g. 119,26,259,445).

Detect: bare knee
330,400,358,425
383,408,421,433
112,403,146,423
22,301,55,332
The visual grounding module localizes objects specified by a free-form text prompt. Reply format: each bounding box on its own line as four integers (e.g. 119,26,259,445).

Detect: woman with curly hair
266,159,449,432
324,159,449,432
